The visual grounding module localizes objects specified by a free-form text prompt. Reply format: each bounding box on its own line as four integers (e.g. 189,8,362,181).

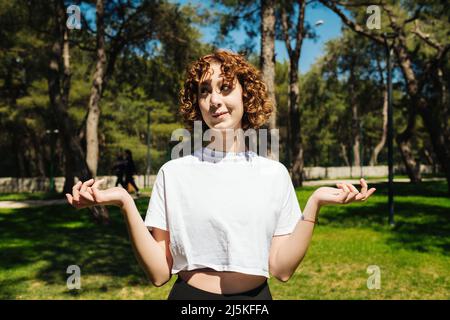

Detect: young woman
66,50,376,300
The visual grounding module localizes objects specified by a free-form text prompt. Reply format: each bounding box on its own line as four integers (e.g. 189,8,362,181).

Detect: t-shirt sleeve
274,166,304,236
144,167,168,231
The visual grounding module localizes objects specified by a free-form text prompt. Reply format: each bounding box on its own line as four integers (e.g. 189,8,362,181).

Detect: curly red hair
179,50,273,132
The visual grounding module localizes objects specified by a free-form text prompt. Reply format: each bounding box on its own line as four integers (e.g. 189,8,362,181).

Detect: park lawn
0,181,448,299
0,192,64,201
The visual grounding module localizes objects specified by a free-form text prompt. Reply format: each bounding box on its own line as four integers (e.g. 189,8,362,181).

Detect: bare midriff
178,268,267,294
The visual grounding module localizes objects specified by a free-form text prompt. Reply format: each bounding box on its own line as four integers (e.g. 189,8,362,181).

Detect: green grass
0,191,63,201
0,181,448,299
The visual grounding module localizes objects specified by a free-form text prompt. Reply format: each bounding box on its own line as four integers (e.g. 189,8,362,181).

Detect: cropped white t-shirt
144,146,303,278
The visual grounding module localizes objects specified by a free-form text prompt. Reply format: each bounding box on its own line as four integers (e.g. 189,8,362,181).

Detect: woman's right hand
66,179,129,209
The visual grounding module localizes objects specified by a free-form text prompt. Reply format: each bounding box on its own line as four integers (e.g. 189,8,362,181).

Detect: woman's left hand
311,178,376,207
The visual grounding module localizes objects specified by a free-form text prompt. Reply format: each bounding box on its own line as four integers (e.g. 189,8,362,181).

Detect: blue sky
176,1,343,74
81,1,344,74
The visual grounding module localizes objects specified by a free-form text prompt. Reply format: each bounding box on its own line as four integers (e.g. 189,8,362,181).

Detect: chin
212,122,235,130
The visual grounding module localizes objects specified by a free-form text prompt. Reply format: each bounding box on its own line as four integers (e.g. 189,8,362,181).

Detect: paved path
0,178,444,209
302,177,444,186
0,194,149,209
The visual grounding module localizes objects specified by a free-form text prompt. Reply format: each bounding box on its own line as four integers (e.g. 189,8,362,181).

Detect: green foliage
0,0,212,177
0,0,447,179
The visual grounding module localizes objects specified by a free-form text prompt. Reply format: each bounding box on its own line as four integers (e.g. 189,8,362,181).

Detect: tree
85,0,106,177
278,0,309,186
260,0,277,130
369,48,388,166
46,0,109,222
81,0,209,177
214,0,278,131
320,0,450,192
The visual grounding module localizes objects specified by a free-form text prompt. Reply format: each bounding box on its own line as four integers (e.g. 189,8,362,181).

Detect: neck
205,128,246,153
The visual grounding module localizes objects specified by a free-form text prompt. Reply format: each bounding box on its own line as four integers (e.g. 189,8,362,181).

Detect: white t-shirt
144,146,303,278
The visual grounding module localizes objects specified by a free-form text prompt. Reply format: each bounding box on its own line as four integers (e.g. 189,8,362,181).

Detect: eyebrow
199,78,224,87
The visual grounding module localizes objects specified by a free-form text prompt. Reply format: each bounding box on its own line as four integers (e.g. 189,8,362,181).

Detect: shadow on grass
0,181,448,298
0,198,152,299
0,191,64,201
318,181,450,256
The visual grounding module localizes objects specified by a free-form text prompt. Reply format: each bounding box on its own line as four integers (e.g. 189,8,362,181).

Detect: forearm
120,196,170,286
275,195,321,280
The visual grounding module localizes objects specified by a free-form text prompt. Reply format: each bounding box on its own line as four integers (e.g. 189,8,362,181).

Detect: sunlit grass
0,181,448,299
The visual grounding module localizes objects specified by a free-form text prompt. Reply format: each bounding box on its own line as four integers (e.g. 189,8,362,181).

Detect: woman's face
197,61,244,131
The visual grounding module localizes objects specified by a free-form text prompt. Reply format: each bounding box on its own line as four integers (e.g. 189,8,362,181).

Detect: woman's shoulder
253,153,289,172
158,153,198,172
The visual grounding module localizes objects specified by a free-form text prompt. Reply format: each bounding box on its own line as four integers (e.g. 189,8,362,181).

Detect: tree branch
318,0,384,44
412,20,443,51
334,1,384,6
280,6,292,56
294,0,306,56
403,4,424,25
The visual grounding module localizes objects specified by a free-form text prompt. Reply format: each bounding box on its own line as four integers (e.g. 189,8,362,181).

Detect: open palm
313,178,376,206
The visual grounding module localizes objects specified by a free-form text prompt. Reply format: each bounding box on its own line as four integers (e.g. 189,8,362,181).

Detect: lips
212,111,229,117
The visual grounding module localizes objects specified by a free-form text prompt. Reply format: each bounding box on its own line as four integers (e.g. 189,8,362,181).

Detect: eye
221,84,231,92
199,87,209,95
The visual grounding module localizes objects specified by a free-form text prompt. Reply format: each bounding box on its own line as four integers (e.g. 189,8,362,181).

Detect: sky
175,0,343,74
81,1,344,74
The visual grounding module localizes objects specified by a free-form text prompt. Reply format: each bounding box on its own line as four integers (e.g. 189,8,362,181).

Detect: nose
210,91,222,109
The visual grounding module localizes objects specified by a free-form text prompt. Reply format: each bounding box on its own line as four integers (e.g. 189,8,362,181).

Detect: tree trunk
418,102,450,194
370,89,388,166
425,65,450,193
14,134,26,178
260,0,277,130
32,132,46,177
423,148,436,175
86,0,106,177
391,32,449,189
289,59,304,187
396,108,421,183
280,0,306,186
340,143,350,167
48,0,109,223
392,43,422,183
320,0,449,192
348,65,361,168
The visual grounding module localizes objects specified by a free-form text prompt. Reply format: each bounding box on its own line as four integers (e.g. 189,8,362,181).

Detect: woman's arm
66,179,171,287
270,179,376,281
120,195,172,287
269,196,319,282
